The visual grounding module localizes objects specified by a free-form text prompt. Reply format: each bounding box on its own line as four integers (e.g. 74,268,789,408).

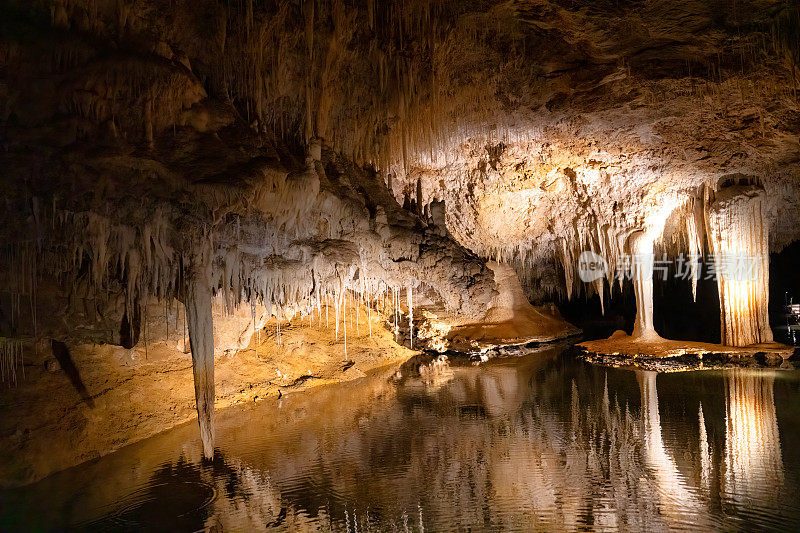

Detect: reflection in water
2,348,800,531
699,403,712,491
637,371,705,529
724,370,784,506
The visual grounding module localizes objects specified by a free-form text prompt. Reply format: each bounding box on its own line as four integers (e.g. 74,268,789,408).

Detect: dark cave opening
557,279,636,341
558,260,724,344
120,302,142,350
770,239,800,346
652,261,721,344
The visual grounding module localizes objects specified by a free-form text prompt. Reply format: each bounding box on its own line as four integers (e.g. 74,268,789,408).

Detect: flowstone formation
707,185,772,346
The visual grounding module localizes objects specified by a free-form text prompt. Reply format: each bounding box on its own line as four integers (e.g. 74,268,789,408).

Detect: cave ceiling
2,0,800,301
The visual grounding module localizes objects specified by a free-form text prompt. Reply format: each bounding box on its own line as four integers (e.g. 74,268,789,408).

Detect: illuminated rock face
707,186,773,346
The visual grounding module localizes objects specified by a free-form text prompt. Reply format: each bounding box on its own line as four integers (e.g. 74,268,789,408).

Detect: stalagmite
707,185,773,346
407,285,413,349
628,230,659,341
185,276,216,460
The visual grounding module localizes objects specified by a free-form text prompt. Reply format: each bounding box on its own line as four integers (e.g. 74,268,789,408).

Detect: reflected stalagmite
637,371,706,527
723,370,784,504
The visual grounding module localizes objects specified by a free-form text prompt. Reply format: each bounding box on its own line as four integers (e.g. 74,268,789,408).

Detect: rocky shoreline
573,344,800,373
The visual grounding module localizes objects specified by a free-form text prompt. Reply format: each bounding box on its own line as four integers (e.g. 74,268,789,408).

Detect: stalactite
185,275,215,460
394,286,399,343
343,289,348,359
416,177,423,216
335,290,340,340
685,197,705,302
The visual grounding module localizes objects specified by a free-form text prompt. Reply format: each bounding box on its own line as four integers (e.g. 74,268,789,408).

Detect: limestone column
629,230,659,340
185,276,216,459
707,185,772,346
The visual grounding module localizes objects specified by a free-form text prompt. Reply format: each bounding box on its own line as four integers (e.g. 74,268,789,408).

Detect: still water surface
3,345,800,531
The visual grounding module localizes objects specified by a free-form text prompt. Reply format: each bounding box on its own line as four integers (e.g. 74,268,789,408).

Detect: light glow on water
2,347,800,531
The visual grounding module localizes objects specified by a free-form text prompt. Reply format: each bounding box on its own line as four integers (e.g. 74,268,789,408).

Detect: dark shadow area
50,339,95,408
770,240,800,345
653,259,721,343
84,452,230,532
558,278,636,341
119,303,141,349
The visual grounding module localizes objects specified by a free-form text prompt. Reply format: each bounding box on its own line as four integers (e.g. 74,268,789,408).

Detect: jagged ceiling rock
2,0,799,307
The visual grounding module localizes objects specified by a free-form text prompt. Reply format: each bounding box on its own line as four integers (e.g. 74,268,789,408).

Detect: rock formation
629,230,660,341
1,0,800,478
185,270,216,459
707,184,773,346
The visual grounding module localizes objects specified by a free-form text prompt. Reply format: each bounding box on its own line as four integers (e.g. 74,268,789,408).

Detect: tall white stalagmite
629,230,659,340
185,276,215,460
707,185,772,346
407,285,413,350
